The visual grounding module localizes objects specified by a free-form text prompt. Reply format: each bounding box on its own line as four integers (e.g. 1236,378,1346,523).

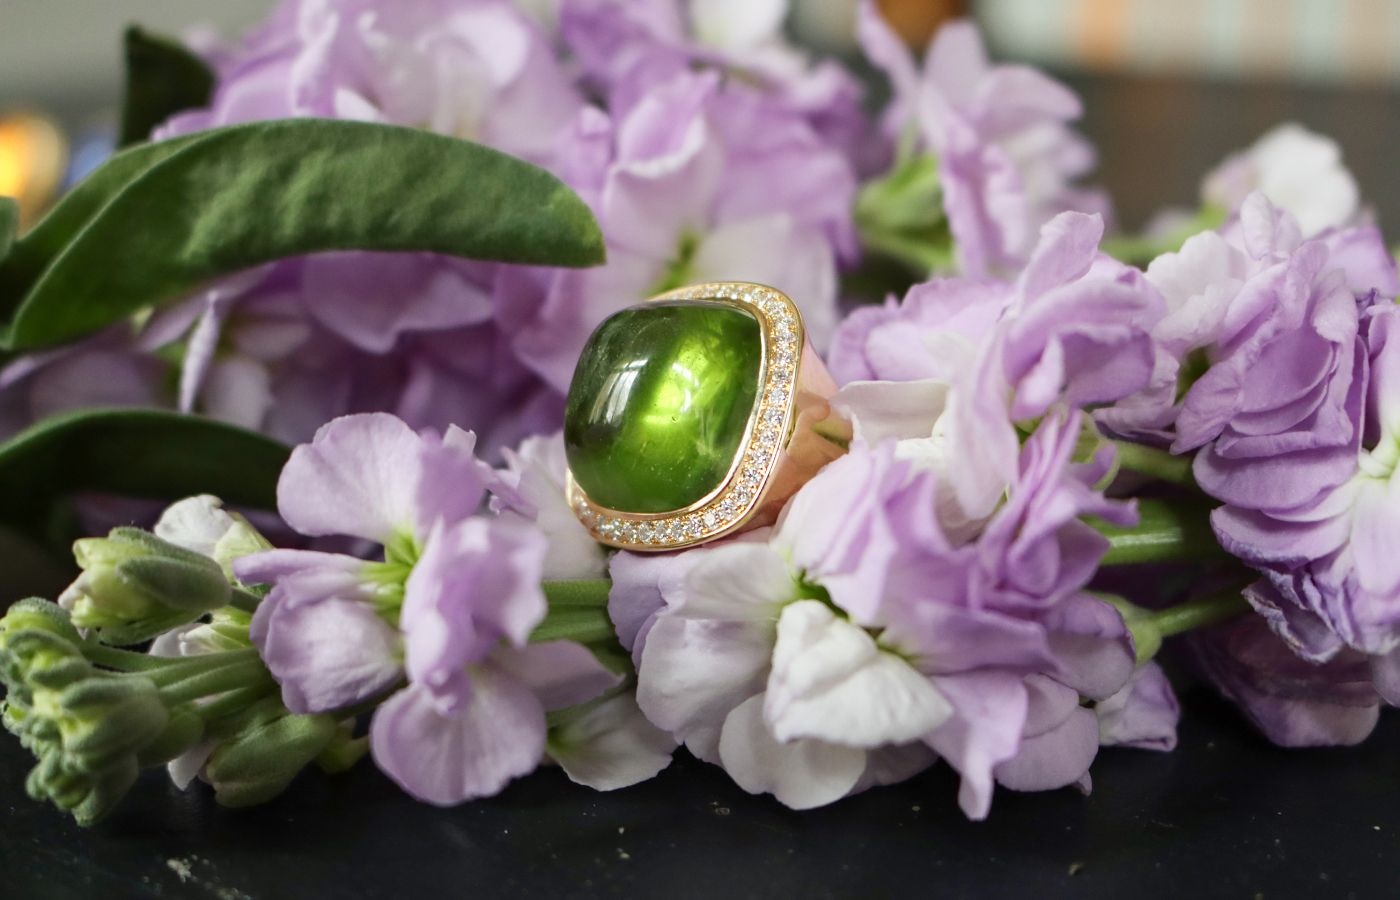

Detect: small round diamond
759,425,780,446
702,510,719,529
619,523,638,543
637,523,655,543
767,386,789,406
763,407,784,426
684,518,704,539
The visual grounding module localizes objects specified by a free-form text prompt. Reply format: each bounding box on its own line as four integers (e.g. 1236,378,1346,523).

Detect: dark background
2,685,1397,899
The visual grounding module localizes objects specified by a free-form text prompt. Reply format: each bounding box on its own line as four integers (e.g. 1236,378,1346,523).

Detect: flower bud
203,698,338,808
61,527,230,634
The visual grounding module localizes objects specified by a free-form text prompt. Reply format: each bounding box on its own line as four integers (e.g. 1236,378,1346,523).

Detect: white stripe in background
978,0,1400,84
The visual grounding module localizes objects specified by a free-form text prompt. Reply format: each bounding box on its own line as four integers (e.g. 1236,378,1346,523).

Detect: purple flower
490,432,608,580
559,0,875,172
511,69,856,385
1100,193,1398,447
1208,304,1400,672
828,211,1161,530
1095,662,1179,752
233,413,621,804
1187,610,1381,747
857,4,1107,276
158,0,582,164
621,414,1136,818
0,328,169,440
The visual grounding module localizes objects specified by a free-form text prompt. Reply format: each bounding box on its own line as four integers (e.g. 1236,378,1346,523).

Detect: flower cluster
4,0,1399,826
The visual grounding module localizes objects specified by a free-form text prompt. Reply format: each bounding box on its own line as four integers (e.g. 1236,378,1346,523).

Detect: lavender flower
158,0,583,164
1187,611,1381,747
829,211,1161,531
509,68,856,386
559,0,873,170
619,414,1136,818
233,413,621,804
856,4,1107,277
1207,304,1400,678
1100,193,1398,446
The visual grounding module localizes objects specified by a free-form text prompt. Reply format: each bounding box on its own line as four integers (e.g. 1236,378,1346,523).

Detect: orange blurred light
0,113,68,229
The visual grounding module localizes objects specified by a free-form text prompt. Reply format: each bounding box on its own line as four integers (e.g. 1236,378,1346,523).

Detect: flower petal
254,594,402,714
764,600,953,747
370,671,546,806
276,413,426,543
548,691,678,791
635,615,774,762
493,641,621,712
718,693,866,810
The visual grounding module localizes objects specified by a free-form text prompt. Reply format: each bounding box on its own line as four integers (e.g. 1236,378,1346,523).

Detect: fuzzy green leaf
118,27,216,147
0,197,17,264
0,408,288,534
0,120,605,349
0,134,210,304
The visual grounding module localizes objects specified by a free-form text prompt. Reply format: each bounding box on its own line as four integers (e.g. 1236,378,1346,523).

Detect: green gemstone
564,300,762,513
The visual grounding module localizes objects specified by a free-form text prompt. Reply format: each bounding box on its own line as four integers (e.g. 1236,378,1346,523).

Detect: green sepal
0,597,81,645
119,27,215,148
135,702,204,768
204,700,338,808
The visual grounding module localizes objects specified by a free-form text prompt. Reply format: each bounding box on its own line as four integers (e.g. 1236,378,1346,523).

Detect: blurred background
4,0,1400,230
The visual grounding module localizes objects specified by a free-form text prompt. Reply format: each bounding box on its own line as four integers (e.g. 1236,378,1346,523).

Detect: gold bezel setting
565,281,803,551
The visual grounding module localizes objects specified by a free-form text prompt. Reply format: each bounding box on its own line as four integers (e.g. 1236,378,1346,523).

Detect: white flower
1202,123,1361,237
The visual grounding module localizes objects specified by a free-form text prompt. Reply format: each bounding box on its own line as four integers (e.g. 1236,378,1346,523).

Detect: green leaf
0,134,210,305
0,196,17,264
0,408,288,534
0,120,606,350
118,27,215,148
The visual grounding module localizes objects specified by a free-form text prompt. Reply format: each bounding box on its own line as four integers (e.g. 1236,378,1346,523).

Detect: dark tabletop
1,685,1397,900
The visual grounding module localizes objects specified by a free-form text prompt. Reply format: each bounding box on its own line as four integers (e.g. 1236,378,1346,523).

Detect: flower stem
542,579,611,608
1099,583,1252,664
1148,586,1252,639
196,684,274,723
82,643,176,672
150,652,272,705
228,588,264,614
1095,498,1223,565
1113,440,1197,487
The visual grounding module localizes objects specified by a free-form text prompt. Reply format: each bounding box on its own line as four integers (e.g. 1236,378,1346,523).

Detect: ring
563,281,850,551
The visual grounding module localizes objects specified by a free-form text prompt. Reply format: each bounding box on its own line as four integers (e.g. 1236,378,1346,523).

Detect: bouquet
1,0,1395,828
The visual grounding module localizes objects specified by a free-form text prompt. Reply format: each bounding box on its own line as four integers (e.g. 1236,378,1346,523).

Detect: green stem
1113,440,1197,487
228,588,264,614
530,606,618,645
542,579,611,608
195,684,274,723
82,643,176,672
1100,583,1252,664
155,654,271,705
1148,586,1252,639
1095,498,1223,566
